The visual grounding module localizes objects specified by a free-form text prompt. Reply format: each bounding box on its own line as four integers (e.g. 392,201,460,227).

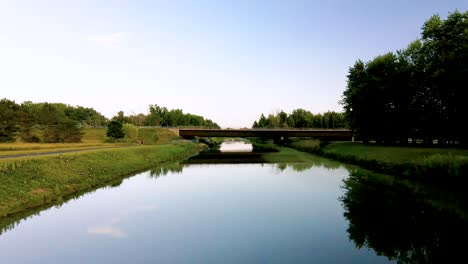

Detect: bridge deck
179,129,352,140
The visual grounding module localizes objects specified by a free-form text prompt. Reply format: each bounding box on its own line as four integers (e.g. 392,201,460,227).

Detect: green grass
13,127,179,145
105,127,180,144
138,128,180,144
0,142,124,157
0,142,111,152
289,139,321,153
0,142,200,217
0,128,180,157
81,128,107,143
323,142,468,163
289,141,468,180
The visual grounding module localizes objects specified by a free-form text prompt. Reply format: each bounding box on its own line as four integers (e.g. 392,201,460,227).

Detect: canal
0,141,466,263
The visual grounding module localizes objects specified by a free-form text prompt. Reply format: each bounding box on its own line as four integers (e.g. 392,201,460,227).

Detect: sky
1,0,467,128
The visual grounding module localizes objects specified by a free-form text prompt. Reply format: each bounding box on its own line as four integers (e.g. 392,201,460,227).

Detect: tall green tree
251,109,346,129
106,120,125,139
341,10,468,145
0,99,19,142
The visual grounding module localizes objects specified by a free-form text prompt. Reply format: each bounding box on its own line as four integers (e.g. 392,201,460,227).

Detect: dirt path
0,146,131,160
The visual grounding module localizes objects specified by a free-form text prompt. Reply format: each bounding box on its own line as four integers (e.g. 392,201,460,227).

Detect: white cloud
87,225,127,238
88,32,128,45
135,204,158,212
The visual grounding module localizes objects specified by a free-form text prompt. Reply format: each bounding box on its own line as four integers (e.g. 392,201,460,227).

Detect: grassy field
289,139,321,153
0,128,180,157
106,127,180,144
324,142,468,163
0,142,111,151
288,140,468,180
139,128,179,144
0,142,200,217
81,128,108,143
0,143,122,157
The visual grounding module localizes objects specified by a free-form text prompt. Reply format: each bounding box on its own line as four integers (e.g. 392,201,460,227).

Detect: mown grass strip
288,140,468,181
0,142,113,152
0,145,125,157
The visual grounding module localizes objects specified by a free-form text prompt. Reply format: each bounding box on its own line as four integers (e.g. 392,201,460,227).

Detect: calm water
219,140,253,152
0,142,466,263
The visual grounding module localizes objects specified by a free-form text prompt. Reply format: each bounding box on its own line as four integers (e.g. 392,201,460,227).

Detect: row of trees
252,109,346,129
0,99,220,142
341,10,468,145
115,104,220,128
0,99,107,143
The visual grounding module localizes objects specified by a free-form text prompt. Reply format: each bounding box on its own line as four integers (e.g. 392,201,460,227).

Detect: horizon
1,1,467,128
2,98,348,128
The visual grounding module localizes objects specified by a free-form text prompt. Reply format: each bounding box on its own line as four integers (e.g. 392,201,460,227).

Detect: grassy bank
83,127,180,144
0,128,181,157
289,140,468,181
0,142,201,217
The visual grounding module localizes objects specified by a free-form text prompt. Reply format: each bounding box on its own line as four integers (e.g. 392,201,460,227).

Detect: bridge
178,128,353,141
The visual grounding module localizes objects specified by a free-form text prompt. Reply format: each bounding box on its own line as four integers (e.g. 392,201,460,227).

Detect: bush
123,124,138,141
106,121,124,139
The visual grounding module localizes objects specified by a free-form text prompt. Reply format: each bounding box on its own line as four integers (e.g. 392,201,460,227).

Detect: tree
289,109,312,128
144,104,219,128
420,10,468,145
341,10,468,145
278,111,288,127
59,119,83,143
0,99,19,142
251,109,346,129
258,114,267,127
106,121,125,139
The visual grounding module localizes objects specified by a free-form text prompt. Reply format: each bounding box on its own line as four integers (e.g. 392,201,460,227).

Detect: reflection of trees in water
341,169,468,263
0,164,183,237
148,163,183,179
274,158,342,172
0,187,93,237
0,205,44,236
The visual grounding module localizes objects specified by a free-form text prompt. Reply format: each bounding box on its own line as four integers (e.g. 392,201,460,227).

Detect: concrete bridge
178,128,353,141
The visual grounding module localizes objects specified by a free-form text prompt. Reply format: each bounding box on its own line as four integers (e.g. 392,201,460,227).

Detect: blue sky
1,0,466,127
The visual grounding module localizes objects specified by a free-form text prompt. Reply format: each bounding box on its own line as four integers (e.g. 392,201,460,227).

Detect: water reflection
0,152,342,239
87,225,127,238
273,158,342,172
183,152,265,164
2,150,468,263
0,162,182,237
86,204,158,239
149,162,183,178
3,162,389,264
219,141,253,152
341,169,468,263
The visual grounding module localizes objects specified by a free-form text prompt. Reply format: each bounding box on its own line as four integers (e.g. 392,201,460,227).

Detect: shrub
106,121,124,139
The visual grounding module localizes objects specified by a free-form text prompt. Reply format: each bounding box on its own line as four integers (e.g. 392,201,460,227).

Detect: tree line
252,109,346,129
114,104,220,128
0,99,220,142
341,10,468,146
0,99,107,143
106,105,219,140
